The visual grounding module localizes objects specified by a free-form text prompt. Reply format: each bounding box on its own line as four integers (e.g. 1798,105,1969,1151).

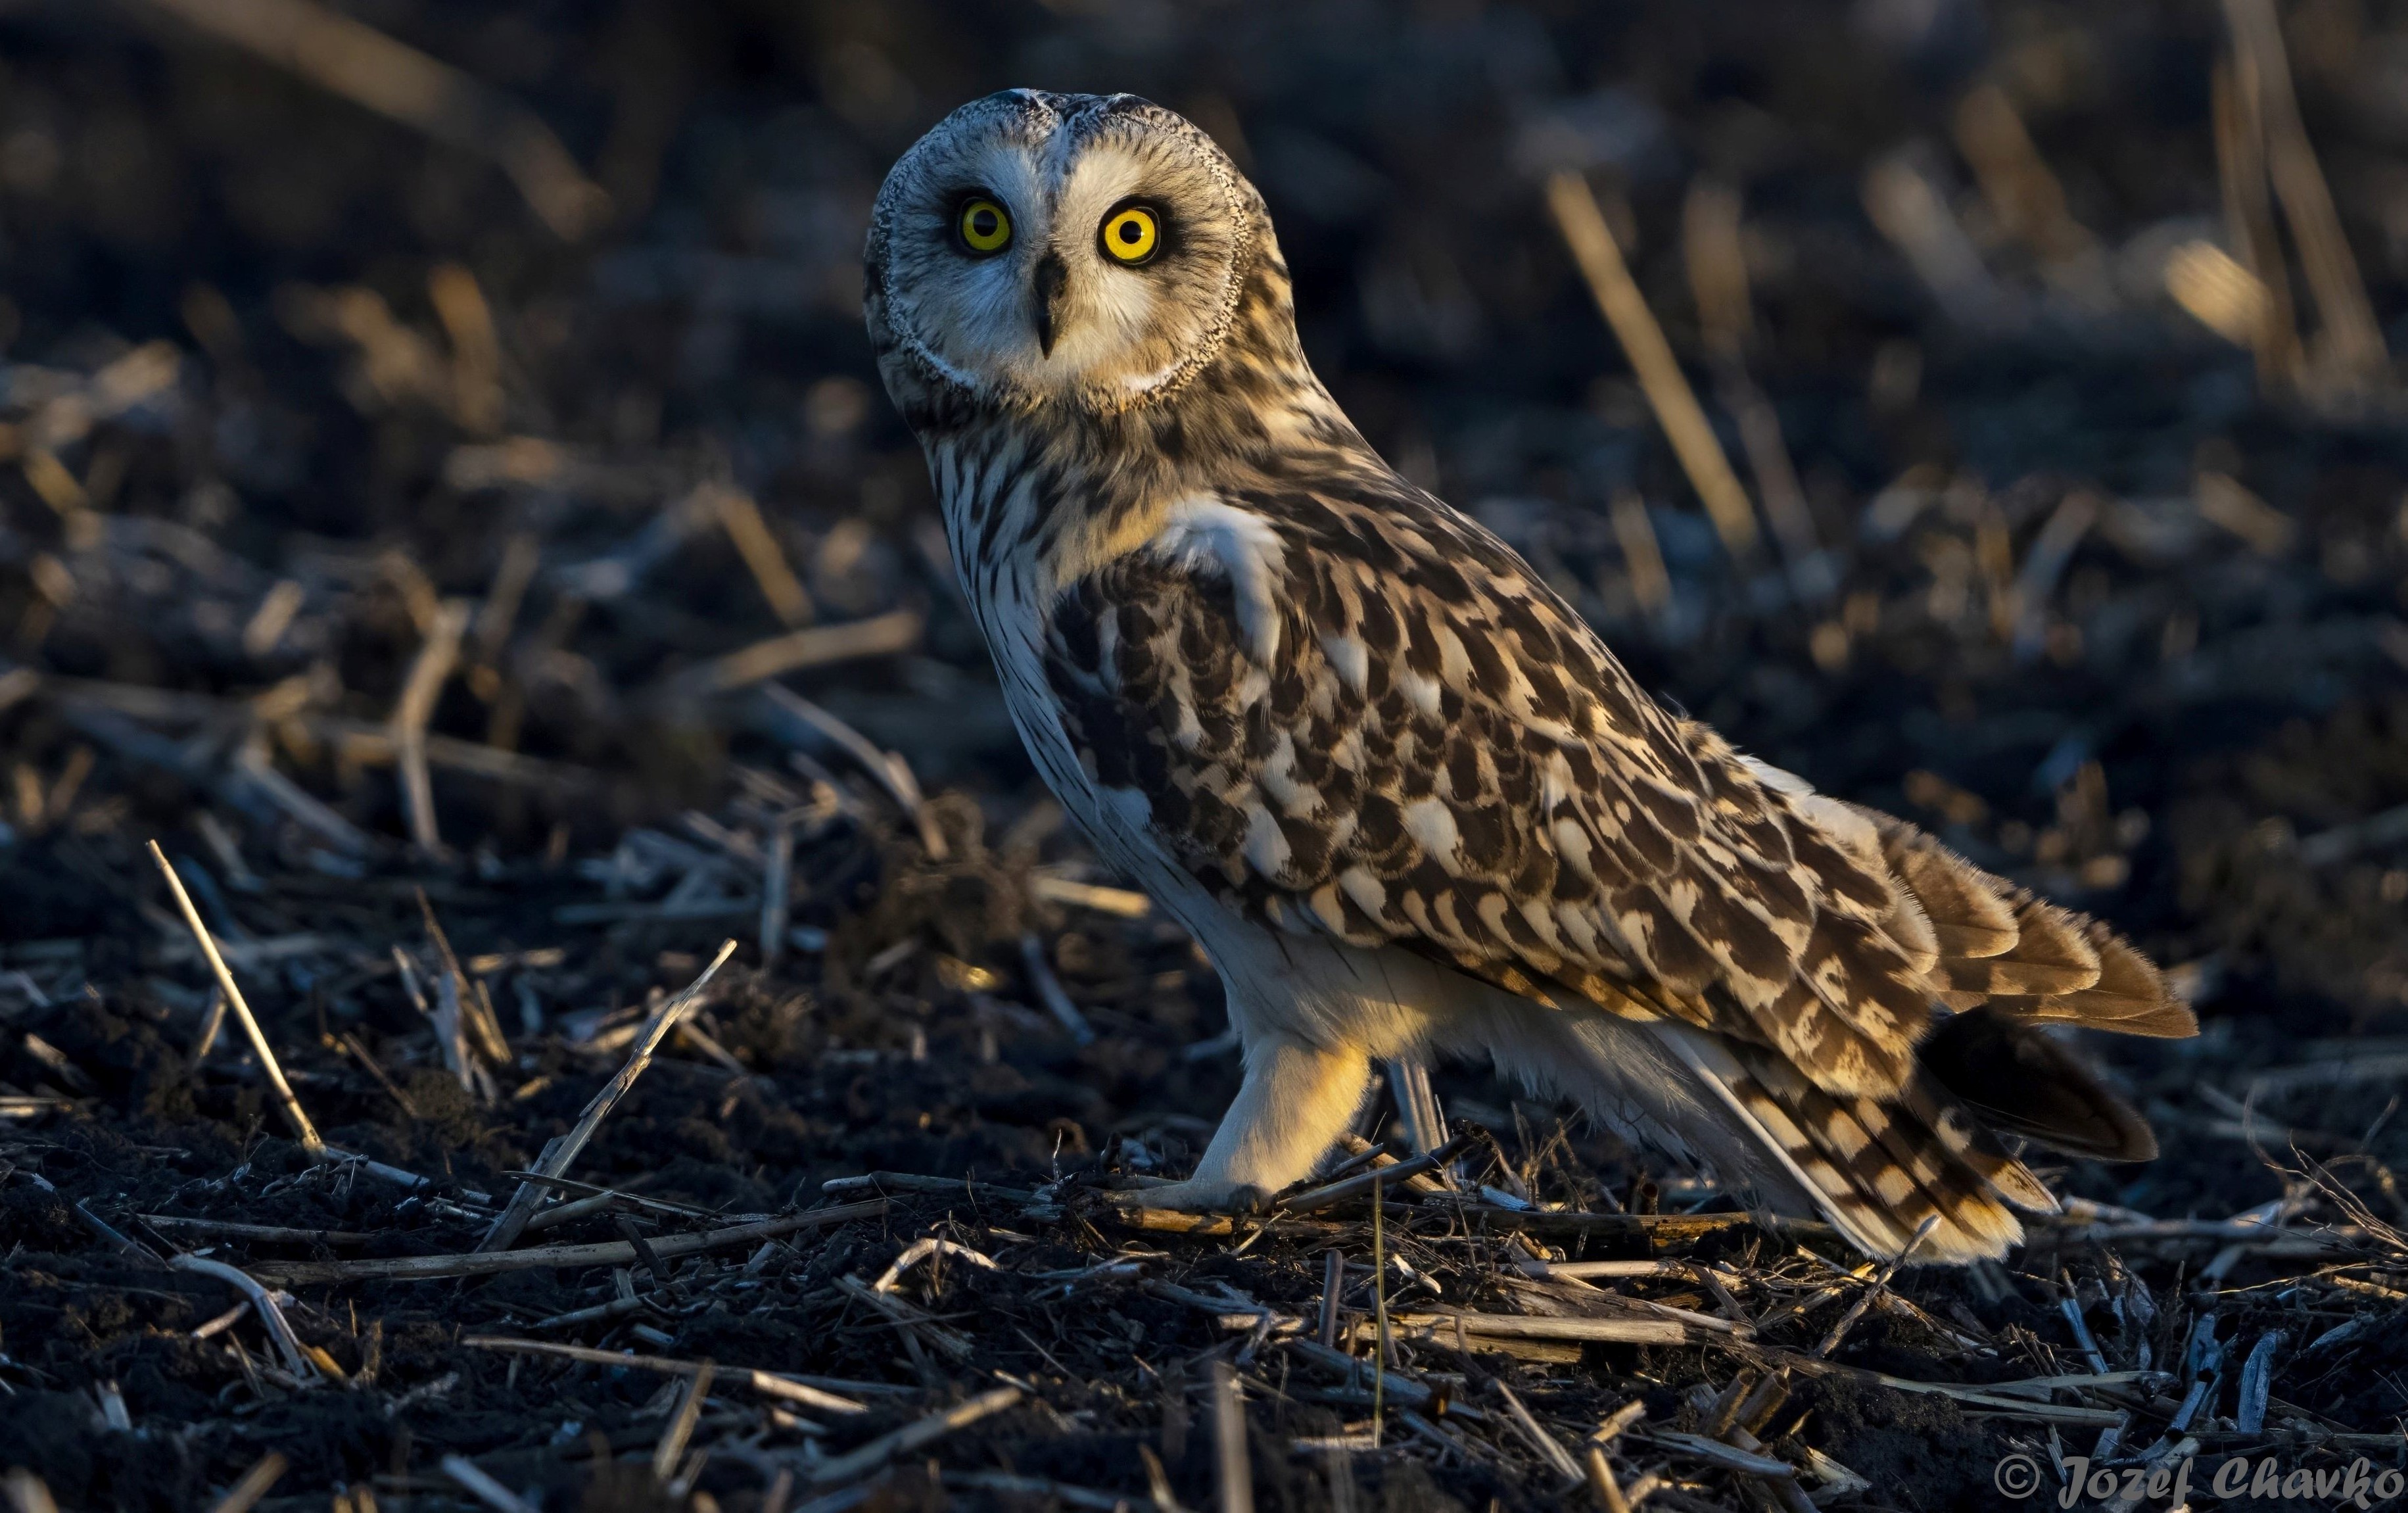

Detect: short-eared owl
864,89,2193,1262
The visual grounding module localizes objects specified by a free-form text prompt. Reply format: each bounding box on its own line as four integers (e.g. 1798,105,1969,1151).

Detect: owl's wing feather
1043,481,2187,1120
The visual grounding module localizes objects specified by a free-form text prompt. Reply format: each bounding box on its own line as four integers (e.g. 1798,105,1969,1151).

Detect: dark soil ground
4,1,2408,1509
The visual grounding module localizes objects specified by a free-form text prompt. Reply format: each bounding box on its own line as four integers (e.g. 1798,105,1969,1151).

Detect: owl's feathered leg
1128,1032,1373,1212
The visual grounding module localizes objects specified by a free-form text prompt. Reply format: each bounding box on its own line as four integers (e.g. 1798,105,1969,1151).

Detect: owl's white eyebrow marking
1148,495,1287,665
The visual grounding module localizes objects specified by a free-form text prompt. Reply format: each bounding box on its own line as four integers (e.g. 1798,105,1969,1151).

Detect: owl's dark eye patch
955,194,1012,254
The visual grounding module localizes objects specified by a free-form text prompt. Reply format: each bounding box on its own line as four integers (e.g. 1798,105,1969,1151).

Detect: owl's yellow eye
1100,204,1160,264
958,197,1012,254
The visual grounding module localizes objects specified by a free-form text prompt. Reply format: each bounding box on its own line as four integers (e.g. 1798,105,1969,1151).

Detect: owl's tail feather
1916,1007,2159,1161
1864,810,2199,1040
1651,1023,2054,1264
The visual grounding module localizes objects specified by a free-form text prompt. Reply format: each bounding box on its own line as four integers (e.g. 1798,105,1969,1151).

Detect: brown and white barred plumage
867,90,2194,1262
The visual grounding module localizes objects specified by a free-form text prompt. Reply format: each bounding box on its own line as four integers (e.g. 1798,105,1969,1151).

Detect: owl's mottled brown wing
1043,481,2187,1108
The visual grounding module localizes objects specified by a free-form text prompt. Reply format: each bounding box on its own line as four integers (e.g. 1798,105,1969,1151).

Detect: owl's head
866,91,1275,420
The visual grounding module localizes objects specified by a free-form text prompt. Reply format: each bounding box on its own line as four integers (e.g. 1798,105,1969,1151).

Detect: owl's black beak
1031,250,1069,357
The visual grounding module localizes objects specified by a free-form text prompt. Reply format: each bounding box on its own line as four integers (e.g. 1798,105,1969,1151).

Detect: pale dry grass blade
169,1255,318,1380
463,1336,868,1414
713,485,815,628
1607,491,1671,619
2223,0,2387,396
651,1358,715,1482
253,1200,886,1285
477,938,738,1251
2165,240,2276,347
146,840,321,1153
438,1456,538,1513
692,610,923,694
2214,56,2303,393
206,1453,288,1513
1210,1358,1254,1513
805,1384,1022,1487
1547,171,1759,557
390,598,471,853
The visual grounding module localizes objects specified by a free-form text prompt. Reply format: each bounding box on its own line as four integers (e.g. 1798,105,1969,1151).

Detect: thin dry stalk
1210,1358,1255,1513
321,1145,481,1201
1494,1379,1582,1483
1370,1170,1390,1435
1141,1448,1185,1513
1365,1312,1690,1347
462,1336,868,1414
761,684,949,858
190,985,227,1060
762,1470,795,1513
2214,58,2303,392
1596,1400,1646,1443
694,609,923,694
418,891,510,1065
473,531,542,664
651,1358,715,1482
206,1453,288,1513
1607,491,1671,619
874,1236,1001,1293
2010,489,2100,661
143,1214,371,1245
1321,1447,1355,1513
2222,0,2387,394
2,1470,59,1513
1641,1431,1795,1479
806,1384,1022,1487
1682,179,1824,592
438,1456,538,1513
1018,932,1095,1045
1582,1446,1631,1513
1281,1130,1476,1213
337,1029,420,1117
1813,1217,1937,1357
760,813,795,967
170,1255,317,1379
477,938,737,1251
1547,172,1758,556
254,1199,884,1285
1382,1057,1450,1162
1860,152,2012,330
146,840,321,1153
1318,1247,1344,1347
429,959,494,1102
427,264,504,435
713,485,814,627
390,598,471,853
232,736,375,855
1950,84,2098,267
130,0,608,238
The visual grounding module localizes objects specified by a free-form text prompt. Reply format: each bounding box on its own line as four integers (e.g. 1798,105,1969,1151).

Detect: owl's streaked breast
929,433,1172,896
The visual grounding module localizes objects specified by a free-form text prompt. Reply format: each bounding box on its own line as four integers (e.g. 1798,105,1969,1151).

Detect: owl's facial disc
870,92,1256,412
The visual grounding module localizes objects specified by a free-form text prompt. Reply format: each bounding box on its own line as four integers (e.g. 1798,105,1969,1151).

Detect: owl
864,90,2194,1262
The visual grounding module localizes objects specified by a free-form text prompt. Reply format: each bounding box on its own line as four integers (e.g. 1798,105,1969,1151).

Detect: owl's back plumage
867,89,2194,1262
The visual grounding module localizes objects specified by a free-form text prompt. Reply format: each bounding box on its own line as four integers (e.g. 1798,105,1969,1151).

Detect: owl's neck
930,389,1382,615
926,256,1378,592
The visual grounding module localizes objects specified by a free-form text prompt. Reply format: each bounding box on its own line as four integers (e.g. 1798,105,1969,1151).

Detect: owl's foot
1108,1178,1271,1214
1112,1033,1374,1216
